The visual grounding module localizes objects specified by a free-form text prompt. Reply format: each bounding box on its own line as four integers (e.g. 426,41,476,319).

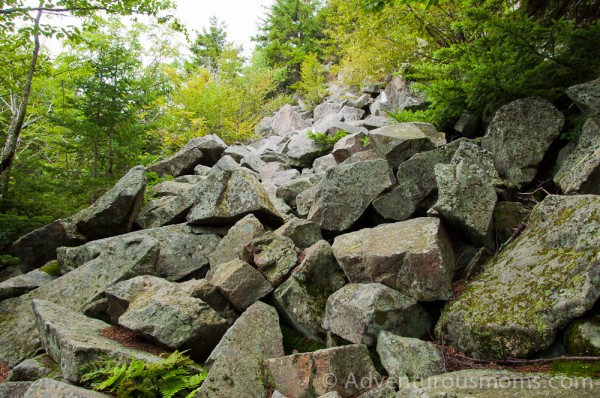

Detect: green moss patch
552,360,600,379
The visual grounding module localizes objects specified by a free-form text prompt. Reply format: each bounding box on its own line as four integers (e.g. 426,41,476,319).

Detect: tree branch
0,6,106,15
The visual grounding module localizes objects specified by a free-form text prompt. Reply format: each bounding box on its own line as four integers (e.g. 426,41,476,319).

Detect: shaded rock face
437,195,600,359
275,218,323,249
0,236,159,367
73,165,147,240
566,316,600,356
264,345,381,398
198,302,284,398
369,123,436,171
6,356,54,382
105,276,228,361
566,77,600,120
331,132,369,163
12,219,86,273
208,214,265,271
32,299,161,383
482,97,564,187
493,201,530,245
554,118,600,195
322,283,432,346
0,270,57,301
273,241,346,342
332,218,455,301
307,159,395,232
243,232,299,287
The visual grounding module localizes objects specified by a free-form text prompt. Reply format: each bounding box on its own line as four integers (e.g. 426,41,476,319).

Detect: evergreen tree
190,16,228,72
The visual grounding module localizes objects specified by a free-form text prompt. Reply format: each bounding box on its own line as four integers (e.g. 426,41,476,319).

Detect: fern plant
81,351,207,398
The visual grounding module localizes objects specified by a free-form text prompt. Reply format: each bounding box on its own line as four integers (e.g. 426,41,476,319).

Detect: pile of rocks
0,76,599,398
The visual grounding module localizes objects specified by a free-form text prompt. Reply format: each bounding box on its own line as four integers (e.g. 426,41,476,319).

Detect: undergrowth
307,130,349,151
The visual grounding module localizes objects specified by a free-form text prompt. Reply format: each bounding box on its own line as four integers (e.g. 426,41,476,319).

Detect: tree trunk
0,5,43,195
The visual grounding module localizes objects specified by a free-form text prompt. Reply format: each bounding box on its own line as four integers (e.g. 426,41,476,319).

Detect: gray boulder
379,75,426,113
264,345,381,398
307,159,395,231
272,104,312,136
32,299,161,383
105,276,228,360
314,102,342,122
313,154,337,173
296,182,322,218
566,77,600,120
337,105,365,121
437,195,600,358
352,115,392,130
431,159,497,247
73,165,146,240
554,118,600,194
454,111,480,138
0,270,57,301
322,283,432,346
283,130,327,167
0,235,159,367
145,147,205,178
275,218,323,249
376,332,445,381
149,180,194,197
223,144,256,162
276,174,322,208
243,232,299,286
0,381,32,398
213,155,241,171
331,132,369,163
208,214,265,270
369,123,436,171
12,219,85,273
312,117,368,137
198,302,284,398
481,97,564,187
493,201,530,245
207,259,273,311
6,355,57,382
181,134,228,165
332,218,455,301
187,168,284,227
565,316,600,356
273,241,346,342
23,378,110,397
256,116,274,136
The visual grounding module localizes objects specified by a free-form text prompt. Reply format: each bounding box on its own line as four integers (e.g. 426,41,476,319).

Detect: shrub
307,130,350,151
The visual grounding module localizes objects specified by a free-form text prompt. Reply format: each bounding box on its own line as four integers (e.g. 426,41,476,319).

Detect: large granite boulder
264,345,381,398
314,102,342,122
208,214,265,270
0,270,57,301
187,168,284,227
32,299,161,383
307,159,395,231
273,241,347,342
243,232,299,286
554,118,600,194
332,218,455,301
368,123,436,171
73,165,146,240
105,276,228,360
566,77,600,120
23,378,110,398
272,104,312,136
275,218,323,249
284,130,327,167
481,97,564,187
136,182,201,229
12,219,85,273
437,195,600,358
378,75,426,114
58,224,220,281
0,236,159,367
331,132,369,163
322,283,432,346
197,302,284,398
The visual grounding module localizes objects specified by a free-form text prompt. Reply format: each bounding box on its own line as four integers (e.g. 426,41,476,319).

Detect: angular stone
338,105,365,122
353,115,391,130
264,345,381,398
554,118,600,194
150,180,193,198
256,116,274,136
272,104,312,136
437,195,600,358
244,232,299,286
493,201,530,245
565,316,600,356
454,111,480,138
332,218,455,301
361,84,382,95
32,299,161,383
73,166,146,240
23,378,110,397
0,236,159,367
208,214,265,270
313,154,337,174
0,270,57,301
369,123,436,171
566,77,600,120
181,134,227,166
308,159,395,232
276,175,322,209
178,278,237,324
207,259,273,311
312,118,367,137
0,382,33,398
6,355,57,382
379,75,425,113
198,302,284,398
481,97,564,187
223,144,256,162
314,102,342,122
273,241,346,342
331,132,369,163
372,140,463,221
323,283,431,346
275,218,323,249
376,332,445,381
296,182,322,218
105,276,228,360
187,168,284,227
58,224,220,281
258,161,291,182
146,147,205,178
432,160,497,247
12,219,85,273
213,155,241,171
283,130,328,168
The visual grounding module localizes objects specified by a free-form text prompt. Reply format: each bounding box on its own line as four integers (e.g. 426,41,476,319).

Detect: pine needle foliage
81,351,207,398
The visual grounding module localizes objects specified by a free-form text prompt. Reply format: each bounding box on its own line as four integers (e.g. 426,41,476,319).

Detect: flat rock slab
0,381,32,398
332,218,455,301
264,345,381,398
437,195,600,359
73,165,146,240
23,378,110,397
32,299,161,383
0,270,57,301
369,123,436,171
322,283,431,346
198,302,284,398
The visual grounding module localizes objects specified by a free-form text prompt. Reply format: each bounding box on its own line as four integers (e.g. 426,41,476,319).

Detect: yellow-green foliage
307,130,349,151
292,53,328,110
82,351,206,398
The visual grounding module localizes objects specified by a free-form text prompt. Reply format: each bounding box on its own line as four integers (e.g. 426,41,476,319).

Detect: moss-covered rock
437,195,600,359
565,316,600,356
